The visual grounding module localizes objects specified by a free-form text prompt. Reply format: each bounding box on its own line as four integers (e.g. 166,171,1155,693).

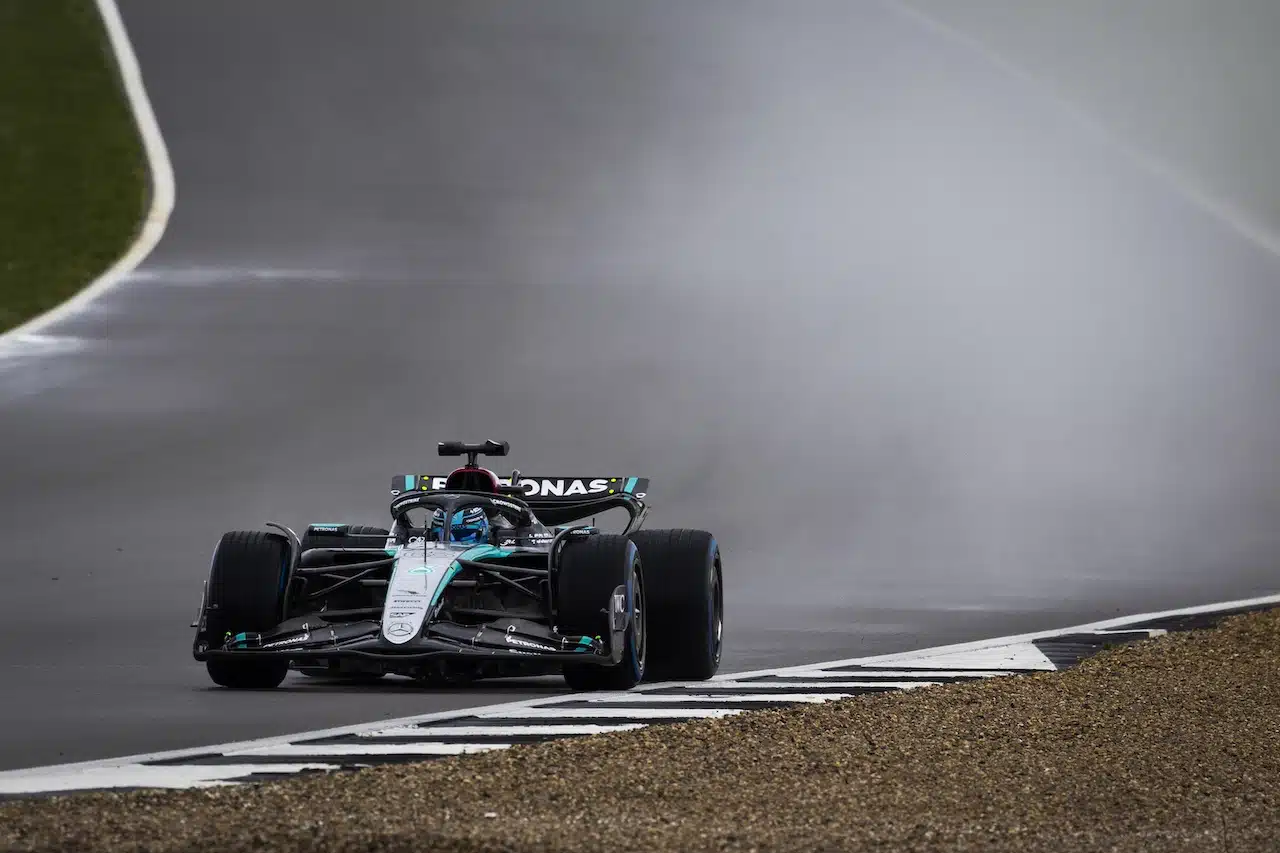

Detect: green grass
0,0,148,333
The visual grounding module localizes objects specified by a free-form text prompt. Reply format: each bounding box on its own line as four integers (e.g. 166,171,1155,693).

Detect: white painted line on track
478,707,744,720
226,743,508,758
1093,628,1168,637
675,681,939,691
751,670,1015,679
0,693,593,777
359,724,646,739
0,0,174,353
868,642,1057,672
0,764,339,795
580,693,847,704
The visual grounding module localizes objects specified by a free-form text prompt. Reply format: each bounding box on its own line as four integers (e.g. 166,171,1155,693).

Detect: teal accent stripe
623,477,638,493
404,474,415,491
427,545,514,610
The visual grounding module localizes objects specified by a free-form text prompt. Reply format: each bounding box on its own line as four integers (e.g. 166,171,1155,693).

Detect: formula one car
191,441,723,690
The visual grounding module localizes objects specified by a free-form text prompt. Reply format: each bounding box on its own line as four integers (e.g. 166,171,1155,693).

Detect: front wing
195,616,613,668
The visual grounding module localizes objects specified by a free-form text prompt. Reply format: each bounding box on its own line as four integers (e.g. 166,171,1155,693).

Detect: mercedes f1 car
191,441,723,690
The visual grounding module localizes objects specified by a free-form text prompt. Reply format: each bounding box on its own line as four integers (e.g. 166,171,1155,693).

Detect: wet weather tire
203,531,291,689
629,529,722,681
556,534,646,691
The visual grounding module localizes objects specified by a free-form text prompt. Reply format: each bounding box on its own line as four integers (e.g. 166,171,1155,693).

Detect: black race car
191,441,723,690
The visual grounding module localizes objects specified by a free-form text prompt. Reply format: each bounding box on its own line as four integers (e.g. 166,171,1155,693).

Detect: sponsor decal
310,524,343,533
610,591,628,631
505,624,556,653
383,548,458,644
261,632,310,649
513,478,612,498
415,476,619,498
489,498,524,513
507,637,556,652
227,625,313,650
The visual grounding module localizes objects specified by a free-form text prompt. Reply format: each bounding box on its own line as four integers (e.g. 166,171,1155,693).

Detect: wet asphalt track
1,0,1279,770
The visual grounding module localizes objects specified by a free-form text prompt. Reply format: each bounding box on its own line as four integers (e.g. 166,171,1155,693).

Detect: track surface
2,0,1279,770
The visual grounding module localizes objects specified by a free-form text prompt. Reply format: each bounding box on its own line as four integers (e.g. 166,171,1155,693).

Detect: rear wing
391,475,647,500
391,475,650,531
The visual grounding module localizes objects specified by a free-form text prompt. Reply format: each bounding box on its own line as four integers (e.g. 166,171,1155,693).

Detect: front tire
556,534,646,690
203,531,291,689
630,529,722,681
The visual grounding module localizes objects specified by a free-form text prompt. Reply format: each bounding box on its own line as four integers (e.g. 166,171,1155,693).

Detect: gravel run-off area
3,607,1278,852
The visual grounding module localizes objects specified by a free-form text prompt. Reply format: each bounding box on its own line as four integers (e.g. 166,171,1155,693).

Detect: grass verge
3,608,1279,852
0,0,147,333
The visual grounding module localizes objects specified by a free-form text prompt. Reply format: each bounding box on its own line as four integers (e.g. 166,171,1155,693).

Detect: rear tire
204,531,291,689
629,529,722,681
556,534,646,691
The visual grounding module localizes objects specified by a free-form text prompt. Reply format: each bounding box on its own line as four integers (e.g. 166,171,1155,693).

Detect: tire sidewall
705,538,722,672
625,543,645,682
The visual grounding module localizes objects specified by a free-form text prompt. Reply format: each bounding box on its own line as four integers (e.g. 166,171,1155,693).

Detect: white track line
748,670,1015,679
671,681,938,691
226,743,508,758
867,643,1058,672
0,0,174,350
580,693,846,704
0,694,595,778
477,707,743,720
0,764,339,795
359,724,645,738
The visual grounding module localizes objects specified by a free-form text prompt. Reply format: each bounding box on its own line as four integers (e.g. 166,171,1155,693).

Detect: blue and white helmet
429,505,490,545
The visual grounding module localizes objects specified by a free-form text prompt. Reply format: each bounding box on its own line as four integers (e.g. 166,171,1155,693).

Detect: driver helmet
429,505,491,545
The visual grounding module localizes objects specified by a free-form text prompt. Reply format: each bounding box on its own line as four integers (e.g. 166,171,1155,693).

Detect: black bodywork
191,449,650,683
